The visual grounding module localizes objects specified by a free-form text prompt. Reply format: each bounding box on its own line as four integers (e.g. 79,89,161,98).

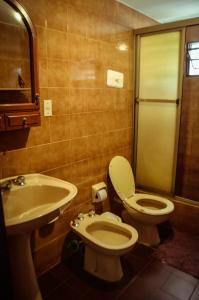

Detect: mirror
0,0,39,108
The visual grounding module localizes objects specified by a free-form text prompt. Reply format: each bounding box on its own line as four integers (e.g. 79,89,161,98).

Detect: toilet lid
109,156,135,200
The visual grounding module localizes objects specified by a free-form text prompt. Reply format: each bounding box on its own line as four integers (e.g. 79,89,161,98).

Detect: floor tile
139,260,171,287
38,243,199,300
162,273,198,300
171,268,198,284
151,289,179,300
64,270,92,295
131,243,154,258
118,260,172,300
123,253,152,276
45,282,82,300
38,271,62,298
190,282,199,300
118,276,157,300
49,263,73,282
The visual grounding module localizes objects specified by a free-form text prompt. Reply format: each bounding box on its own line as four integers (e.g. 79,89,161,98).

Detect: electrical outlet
44,99,52,116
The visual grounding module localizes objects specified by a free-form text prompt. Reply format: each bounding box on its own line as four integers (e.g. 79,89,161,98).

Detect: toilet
109,156,174,246
70,211,138,282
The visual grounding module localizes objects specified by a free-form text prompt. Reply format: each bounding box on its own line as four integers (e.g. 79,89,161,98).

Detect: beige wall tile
42,164,72,181
87,156,107,178
39,59,48,88
70,113,88,138
87,89,103,112
68,61,104,88
64,160,89,185
50,115,70,142
46,0,67,31
87,134,105,158
26,117,50,147
48,88,69,115
47,29,67,60
68,34,88,62
69,137,88,163
50,141,71,167
48,59,68,87
68,88,88,113
67,7,88,36
1,149,31,178
36,26,47,59
87,39,102,64
29,144,51,173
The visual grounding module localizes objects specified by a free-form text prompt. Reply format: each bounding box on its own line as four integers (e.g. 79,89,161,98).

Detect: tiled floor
38,244,199,300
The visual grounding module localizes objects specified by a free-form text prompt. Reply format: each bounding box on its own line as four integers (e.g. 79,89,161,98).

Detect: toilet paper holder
92,182,107,203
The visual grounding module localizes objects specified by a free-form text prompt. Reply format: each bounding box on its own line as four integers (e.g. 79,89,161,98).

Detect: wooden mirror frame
0,0,39,112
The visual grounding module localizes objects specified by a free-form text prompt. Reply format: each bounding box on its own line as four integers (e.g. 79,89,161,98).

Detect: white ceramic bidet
70,211,138,282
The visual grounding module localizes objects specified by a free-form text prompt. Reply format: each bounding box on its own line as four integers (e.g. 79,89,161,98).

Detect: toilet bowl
70,211,138,282
109,156,174,246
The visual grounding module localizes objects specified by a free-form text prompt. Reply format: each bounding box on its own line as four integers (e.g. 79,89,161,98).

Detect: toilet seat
124,194,174,216
109,156,174,216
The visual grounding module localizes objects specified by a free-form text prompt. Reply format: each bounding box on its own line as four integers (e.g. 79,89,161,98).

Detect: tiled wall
0,0,157,274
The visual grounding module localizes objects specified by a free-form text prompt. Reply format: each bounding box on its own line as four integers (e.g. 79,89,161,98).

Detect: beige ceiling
117,0,199,23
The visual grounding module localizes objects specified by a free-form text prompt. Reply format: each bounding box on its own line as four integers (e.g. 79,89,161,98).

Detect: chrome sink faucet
0,175,26,191
13,175,26,186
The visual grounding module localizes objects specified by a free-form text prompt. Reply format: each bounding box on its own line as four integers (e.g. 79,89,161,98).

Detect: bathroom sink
1,173,77,234
0,173,77,300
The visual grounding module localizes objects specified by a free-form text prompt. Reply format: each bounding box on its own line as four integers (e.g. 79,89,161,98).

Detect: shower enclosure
134,22,199,203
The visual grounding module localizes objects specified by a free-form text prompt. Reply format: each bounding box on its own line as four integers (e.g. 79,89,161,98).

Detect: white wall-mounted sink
2,173,77,234
0,174,77,300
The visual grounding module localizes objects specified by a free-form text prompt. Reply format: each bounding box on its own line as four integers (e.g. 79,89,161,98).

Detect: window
187,42,199,76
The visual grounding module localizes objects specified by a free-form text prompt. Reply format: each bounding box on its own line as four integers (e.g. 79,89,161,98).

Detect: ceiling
117,0,199,23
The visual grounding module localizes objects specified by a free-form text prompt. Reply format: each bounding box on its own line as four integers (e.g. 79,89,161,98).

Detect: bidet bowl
70,213,138,282
71,214,138,255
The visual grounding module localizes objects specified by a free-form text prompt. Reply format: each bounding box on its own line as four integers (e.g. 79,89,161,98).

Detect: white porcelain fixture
70,212,138,282
109,156,174,246
1,174,77,300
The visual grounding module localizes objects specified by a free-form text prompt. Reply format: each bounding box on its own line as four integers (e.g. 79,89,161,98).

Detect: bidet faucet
88,210,95,217
71,219,80,227
77,213,84,220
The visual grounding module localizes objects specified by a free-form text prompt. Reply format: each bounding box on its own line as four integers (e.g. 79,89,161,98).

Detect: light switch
107,69,124,88
44,99,52,116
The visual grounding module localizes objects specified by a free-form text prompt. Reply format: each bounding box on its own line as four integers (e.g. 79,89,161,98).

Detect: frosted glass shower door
135,31,181,193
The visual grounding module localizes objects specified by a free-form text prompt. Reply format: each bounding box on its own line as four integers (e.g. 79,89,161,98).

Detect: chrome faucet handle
88,210,95,217
71,219,80,227
0,180,12,191
13,175,25,186
77,213,84,220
